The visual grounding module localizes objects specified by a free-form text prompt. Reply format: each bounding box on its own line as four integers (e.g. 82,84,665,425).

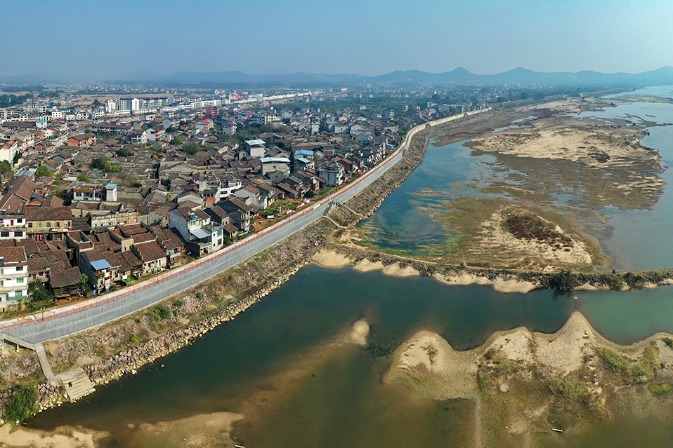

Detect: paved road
2,110,488,344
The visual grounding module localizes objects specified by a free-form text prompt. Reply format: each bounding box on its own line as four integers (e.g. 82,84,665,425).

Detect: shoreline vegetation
3,95,673,445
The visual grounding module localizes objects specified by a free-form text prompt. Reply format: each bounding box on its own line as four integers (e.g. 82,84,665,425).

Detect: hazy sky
3,0,672,80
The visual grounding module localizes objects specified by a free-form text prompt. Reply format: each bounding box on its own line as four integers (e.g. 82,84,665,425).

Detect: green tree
51,189,66,199
0,160,11,178
77,174,90,182
4,385,38,423
180,142,201,156
116,147,134,157
28,281,52,302
91,157,123,173
34,165,51,179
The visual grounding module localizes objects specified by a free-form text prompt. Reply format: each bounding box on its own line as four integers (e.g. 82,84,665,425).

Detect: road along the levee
1,109,489,344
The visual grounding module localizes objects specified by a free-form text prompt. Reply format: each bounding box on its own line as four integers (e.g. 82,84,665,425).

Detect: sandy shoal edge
0,424,109,448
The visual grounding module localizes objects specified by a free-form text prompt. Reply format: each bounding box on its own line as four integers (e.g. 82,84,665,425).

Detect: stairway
57,368,95,401
34,343,57,384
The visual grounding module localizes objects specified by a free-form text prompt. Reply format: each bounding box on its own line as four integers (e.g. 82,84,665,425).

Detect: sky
2,0,673,80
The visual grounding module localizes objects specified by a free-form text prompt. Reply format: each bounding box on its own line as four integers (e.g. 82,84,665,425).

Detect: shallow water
30,266,673,446
360,86,673,270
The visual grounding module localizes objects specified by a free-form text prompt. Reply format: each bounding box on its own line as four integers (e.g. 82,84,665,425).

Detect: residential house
203,205,238,239
79,251,115,294
149,226,186,267
50,265,84,299
132,240,167,275
319,162,345,187
66,133,96,148
24,206,73,241
217,197,256,231
0,140,18,163
169,202,223,256
245,139,266,158
0,246,28,310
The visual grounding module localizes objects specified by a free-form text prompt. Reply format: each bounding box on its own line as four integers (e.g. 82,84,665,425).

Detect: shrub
149,305,171,321
4,384,38,423
552,376,588,402
596,348,630,374
648,383,673,396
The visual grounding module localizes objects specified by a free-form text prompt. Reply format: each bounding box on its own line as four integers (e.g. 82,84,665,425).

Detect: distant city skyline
2,0,672,81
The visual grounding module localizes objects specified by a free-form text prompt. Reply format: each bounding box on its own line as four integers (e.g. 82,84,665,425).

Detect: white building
0,246,29,311
0,211,26,240
245,139,266,158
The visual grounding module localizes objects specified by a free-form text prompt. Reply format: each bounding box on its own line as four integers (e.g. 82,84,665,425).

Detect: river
29,88,673,447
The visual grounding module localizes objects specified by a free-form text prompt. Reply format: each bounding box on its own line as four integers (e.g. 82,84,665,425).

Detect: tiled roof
134,241,166,262
0,246,27,263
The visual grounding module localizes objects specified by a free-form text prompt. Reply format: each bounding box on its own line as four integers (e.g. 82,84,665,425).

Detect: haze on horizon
3,0,672,81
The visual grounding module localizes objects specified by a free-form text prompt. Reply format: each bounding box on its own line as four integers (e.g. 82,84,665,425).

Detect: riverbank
2,97,672,441
312,245,673,294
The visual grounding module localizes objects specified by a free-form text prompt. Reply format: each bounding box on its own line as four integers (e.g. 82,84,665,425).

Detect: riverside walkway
0,110,488,344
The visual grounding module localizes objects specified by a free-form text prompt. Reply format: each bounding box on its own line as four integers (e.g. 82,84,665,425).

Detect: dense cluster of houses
0,89,420,311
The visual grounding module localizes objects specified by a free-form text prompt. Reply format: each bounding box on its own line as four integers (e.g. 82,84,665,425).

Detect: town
0,83,516,314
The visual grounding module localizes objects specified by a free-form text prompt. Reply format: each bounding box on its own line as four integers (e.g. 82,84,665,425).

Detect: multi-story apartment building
0,246,28,311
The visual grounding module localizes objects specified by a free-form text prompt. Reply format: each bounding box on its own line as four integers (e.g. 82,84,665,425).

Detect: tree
28,281,52,302
77,174,90,182
4,385,38,423
116,147,134,157
0,160,11,178
34,165,52,179
180,143,201,156
91,157,123,173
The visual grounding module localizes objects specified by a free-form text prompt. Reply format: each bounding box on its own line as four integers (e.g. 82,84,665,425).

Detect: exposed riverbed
356,86,673,271
14,90,673,447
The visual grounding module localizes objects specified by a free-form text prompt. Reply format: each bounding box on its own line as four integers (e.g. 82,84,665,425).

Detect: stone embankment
11,220,331,415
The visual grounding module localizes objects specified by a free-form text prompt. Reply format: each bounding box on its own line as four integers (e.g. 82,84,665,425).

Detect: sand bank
0,424,108,448
348,319,370,346
127,412,244,448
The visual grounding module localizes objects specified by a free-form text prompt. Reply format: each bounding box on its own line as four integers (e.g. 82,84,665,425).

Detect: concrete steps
34,343,57,384
57,368,95,402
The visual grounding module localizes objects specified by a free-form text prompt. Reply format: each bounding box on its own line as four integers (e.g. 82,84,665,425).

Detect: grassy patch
502,209,572,247
551,376,588,402
148,305,171,321
596,345,659,383
4,384,38,423
648,383,673,396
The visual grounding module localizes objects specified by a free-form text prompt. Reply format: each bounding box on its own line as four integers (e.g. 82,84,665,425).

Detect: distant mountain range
113,66,673,87
3,67,673,87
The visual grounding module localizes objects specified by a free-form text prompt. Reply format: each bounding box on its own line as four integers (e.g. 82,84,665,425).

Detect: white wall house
0,247,29,310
